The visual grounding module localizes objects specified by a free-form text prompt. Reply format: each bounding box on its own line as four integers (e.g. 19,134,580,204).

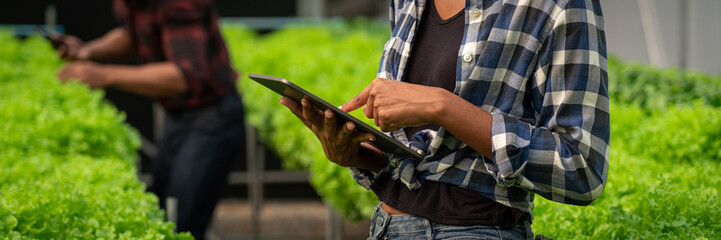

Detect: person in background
54,0,244,238
281,0,609,239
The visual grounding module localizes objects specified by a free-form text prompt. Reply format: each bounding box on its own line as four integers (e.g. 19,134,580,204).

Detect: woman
281,0,609,239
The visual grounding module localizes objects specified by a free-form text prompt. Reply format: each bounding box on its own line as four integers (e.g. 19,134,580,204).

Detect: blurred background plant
0,32,191,239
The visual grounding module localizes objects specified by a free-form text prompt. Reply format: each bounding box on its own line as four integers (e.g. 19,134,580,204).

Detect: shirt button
471,8,481,18
463,54,473,63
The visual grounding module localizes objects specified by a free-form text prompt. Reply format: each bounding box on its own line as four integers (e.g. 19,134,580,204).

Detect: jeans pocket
369,204,389,240
434,225,496,240
444,237,487,240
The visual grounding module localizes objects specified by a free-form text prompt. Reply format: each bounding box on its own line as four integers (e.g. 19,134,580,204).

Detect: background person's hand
279,97,376,168
341,78,451,132
57,61,111,89
53,35,90,61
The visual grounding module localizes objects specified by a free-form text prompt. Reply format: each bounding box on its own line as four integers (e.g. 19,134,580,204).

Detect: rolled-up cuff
490,113,532,187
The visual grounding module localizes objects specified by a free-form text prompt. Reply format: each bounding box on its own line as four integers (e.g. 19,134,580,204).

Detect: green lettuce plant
224,22,386,220
0,32,190,239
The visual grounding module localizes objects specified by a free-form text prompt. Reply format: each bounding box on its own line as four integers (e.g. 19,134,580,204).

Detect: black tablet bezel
248,73,422,159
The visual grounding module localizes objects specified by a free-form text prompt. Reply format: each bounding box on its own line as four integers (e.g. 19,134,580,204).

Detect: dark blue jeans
152,91,245,240
369,203,534,240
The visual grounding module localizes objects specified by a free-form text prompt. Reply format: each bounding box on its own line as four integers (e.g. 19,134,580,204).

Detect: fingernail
301,100,307,107
325,110,332,118
369,136,376,141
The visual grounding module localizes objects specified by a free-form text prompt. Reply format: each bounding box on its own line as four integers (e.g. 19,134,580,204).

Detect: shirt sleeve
489,1,610,206
157,0,211,97
113,0,132,33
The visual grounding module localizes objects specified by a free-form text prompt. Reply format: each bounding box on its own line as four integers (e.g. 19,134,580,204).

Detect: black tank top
371,0,528,228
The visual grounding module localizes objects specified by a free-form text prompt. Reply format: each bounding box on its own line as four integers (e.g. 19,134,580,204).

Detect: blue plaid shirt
351,0,609,217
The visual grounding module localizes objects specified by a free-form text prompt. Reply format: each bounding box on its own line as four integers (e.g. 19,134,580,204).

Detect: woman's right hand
53,35,90,61
279,97,384,170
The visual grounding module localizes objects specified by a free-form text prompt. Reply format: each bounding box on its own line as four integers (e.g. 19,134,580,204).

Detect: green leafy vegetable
0,31,190,239
223,21,387,220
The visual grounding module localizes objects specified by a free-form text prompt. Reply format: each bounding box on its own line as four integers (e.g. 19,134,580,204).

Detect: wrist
427,88,451,125
357,142,386,172
77,46,92,61
96,64,116,88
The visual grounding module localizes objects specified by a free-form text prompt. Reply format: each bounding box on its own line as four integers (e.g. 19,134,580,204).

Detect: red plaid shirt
114,0,237,110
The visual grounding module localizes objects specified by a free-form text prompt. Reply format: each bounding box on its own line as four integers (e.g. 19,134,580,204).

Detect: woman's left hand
57,61,111,89
341,78,451,132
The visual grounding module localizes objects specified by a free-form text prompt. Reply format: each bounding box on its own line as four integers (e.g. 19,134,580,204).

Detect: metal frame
637,0,666,67
146,122,345,239
241,125,345,240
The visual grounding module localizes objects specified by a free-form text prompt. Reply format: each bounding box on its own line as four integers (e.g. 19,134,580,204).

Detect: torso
375,0,529,228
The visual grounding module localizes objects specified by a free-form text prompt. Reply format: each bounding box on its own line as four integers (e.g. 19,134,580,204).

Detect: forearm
431,92,494,159
84,27,135,62
432,92,607,204
102,62,187,97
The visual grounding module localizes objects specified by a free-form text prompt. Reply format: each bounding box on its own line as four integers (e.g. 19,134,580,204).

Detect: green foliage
532,127,721,239
223,22,388,220
533,83,721,239
0,153,185,239
0,32,190,239
224,23,721,237
629,104,721,163
608,57,721,110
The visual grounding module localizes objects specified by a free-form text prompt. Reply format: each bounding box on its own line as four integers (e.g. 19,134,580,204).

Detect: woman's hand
342,78,495,159
280,97,385,171
57,61,111,89
53,35,90,61
340,78,451,132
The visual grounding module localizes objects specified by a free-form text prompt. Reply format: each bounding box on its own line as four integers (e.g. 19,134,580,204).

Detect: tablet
248,73,423,159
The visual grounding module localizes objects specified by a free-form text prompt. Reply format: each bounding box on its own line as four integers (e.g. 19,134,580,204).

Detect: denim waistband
368,203,533,240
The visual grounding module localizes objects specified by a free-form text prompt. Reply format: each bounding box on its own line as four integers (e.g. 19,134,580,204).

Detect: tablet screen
248,73,422,159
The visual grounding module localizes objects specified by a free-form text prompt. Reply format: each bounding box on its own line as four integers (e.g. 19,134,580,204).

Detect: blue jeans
152,92,246,240
368,203,533,240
